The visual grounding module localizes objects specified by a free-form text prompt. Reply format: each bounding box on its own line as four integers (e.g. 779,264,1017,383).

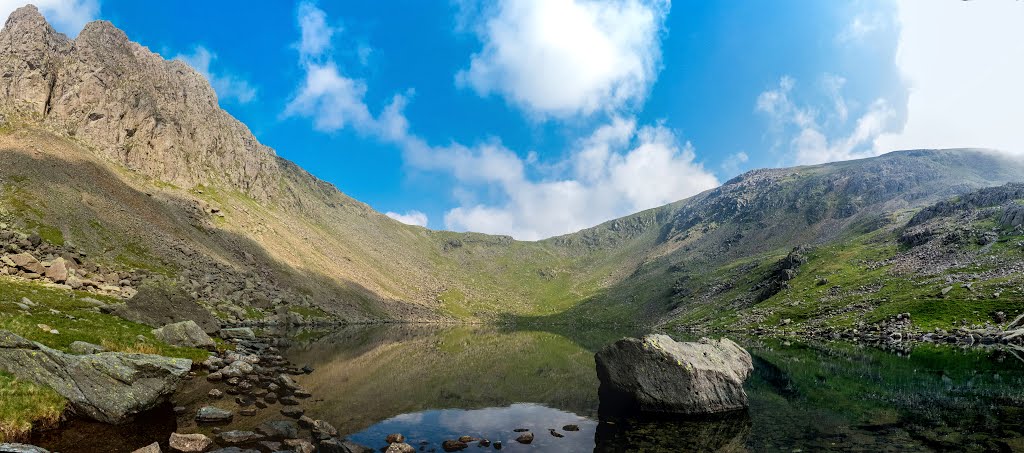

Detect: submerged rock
0,444,50,453
0,330,191,424
515,432,534,444
153,320,216,350
595,335,753,415
441,440,468,452
196,406,234,423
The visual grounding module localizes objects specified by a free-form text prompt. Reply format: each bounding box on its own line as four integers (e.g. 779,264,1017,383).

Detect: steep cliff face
0,5,297,206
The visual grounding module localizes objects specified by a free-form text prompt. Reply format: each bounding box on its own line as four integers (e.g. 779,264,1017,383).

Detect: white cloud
0,0,98,36
874,1,1024,156
385,210,429,227
756,76,896,165
443,119,719,240
285,2,716,240
283,62,372,131
456,0,669,118
296,1,336,61
174,46,257,104
720,151,749,177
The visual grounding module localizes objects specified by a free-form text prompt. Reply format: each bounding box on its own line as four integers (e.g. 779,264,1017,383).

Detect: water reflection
349,404,597,452
282,325,1024,452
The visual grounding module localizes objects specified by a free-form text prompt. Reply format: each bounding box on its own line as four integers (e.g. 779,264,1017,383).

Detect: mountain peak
0,4,316,211
4,4,45,29
1,4,68,49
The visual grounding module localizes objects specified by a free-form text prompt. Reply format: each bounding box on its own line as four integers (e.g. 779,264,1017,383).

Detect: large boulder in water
109,280,220,334
0,330,192,424
595,335,752,415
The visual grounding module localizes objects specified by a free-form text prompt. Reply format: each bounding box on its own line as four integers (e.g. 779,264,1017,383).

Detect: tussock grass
0,372,65,442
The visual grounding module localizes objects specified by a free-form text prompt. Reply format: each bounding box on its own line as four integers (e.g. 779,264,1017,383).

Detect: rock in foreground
595,335,752,415
0,330,192,424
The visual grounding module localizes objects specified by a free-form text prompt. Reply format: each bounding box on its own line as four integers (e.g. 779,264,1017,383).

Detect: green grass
662,217,1024,332
0,277,211,441
244,306,266,320
0,372,65,442
0,277,209,361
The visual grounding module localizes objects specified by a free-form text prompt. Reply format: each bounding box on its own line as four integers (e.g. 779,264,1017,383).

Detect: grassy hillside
3,121,1024,329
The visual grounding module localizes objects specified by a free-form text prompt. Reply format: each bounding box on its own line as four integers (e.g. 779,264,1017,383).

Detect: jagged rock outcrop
752,246,807,303
0,330,191,424
907,183,1024,227
0,5,329,209
595,335,753,415
1001,203,1024,228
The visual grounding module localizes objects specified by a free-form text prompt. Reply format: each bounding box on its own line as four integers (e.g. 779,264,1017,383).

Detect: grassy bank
0,276,209,441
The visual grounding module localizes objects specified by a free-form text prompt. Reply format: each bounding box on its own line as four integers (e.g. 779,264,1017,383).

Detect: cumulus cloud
284,2,716,240
174,46,257,104
296,1,336,61
874,1,1024,156
756,75,896,165
442,119,719,240
385,210,429,227
0,0,98,36
455,0,669,118
284,62,373,131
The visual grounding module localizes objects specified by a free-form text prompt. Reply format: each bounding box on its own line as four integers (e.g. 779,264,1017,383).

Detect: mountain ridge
1,5,1022,329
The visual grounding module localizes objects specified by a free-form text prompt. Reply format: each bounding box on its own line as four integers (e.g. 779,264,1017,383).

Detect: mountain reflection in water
281,324,1024,452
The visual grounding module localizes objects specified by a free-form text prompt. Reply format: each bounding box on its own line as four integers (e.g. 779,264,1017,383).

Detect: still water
280,325,1024,452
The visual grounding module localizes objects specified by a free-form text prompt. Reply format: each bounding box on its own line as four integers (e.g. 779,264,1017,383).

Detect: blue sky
7,1,1024,239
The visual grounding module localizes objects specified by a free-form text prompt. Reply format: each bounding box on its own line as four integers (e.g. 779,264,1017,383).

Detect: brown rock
515,432,534,444
9,253,44,274
44,257,68,283
168,432,212,452
132,442,161,453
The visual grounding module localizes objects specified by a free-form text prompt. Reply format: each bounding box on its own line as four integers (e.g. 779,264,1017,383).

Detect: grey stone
220,327,255,341
196,406,234,423
68,341,106,355
218,430,263,445
595,335,753,415
0,330,191,424
256,420,299,440
152,320,216,350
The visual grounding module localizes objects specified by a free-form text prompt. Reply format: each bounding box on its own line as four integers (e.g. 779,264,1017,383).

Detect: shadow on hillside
0,140,431,321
